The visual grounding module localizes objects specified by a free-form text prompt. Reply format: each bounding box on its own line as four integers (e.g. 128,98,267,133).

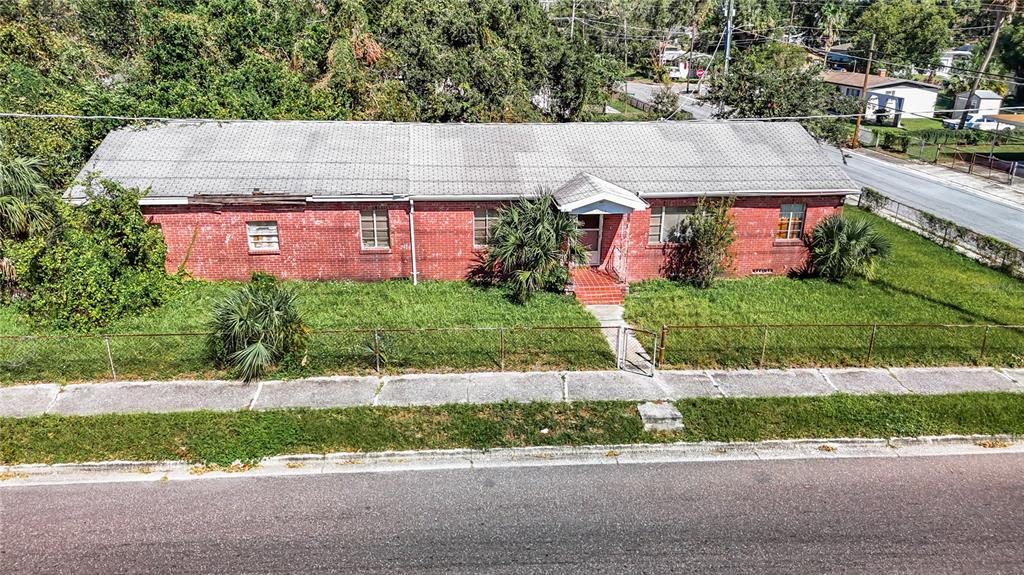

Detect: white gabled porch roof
552,172,649,215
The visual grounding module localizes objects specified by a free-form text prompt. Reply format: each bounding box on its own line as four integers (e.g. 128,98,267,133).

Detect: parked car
941,114,1007,131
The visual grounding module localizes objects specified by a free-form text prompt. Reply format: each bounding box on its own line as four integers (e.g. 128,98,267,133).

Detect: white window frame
473,208,499,247
777,203,806,240
246,221,279,252
647,206,692,244
360,209,390,249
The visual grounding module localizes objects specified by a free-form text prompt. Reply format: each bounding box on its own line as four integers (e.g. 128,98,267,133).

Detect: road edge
2,434,1021,487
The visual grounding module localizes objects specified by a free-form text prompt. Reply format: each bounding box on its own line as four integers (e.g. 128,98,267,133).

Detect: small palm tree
0,157,53,238
804,214,892,281
482,193,587,303
208,273,309,382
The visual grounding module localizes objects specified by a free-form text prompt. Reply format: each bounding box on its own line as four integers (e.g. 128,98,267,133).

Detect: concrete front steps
570,267,628,305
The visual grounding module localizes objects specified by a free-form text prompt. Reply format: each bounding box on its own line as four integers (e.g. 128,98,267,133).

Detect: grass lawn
625,208,1024,368
0,281,613,385
3,393,1022,465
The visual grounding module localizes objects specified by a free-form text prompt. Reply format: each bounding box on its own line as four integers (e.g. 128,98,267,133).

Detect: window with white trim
473,208,499,247
360,209,390,248
246,221,279,252
647,206,692,243
776,203,806,240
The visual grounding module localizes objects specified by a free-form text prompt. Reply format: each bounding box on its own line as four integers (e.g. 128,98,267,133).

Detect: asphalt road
826,147,1024,248
622,81,715,120
3,454,1023,574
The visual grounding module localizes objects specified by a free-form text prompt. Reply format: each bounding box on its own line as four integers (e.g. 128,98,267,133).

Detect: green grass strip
3,393,1023,466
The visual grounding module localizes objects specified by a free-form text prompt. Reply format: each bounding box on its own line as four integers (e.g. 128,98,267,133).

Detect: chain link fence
860,128,1023,185
0,326,617,385
857,189,1024,277
655,323,1024,369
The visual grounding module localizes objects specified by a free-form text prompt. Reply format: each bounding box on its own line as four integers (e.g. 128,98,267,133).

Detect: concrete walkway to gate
586,304,653,374
2,366,1023,419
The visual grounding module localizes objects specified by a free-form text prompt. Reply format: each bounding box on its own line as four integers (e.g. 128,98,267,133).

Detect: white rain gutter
408,198,418,286
639,189,858,198
139,197,190,205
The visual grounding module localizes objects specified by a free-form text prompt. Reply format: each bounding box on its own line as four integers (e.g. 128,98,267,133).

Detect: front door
578,214,603,266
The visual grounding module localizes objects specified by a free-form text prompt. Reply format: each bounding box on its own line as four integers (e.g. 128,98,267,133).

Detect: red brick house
74,120,856,304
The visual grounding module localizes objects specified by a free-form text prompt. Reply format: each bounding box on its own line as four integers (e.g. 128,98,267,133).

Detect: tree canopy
705,44,856,146
0,0,610,188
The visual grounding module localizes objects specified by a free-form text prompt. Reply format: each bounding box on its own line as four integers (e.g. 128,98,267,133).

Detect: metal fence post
499,327,505,371
104,336,117,380
979,325,991,362
658,325,668,366
866,324,878,366
373,329,381,373
759,325,769,367
616,325,625,369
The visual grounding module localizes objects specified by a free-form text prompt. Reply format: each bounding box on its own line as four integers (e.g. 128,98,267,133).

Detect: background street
3,453,1022,574
829,147,1024,249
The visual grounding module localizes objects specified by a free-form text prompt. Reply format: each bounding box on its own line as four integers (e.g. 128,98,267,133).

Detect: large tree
705,44,856,146
851,0,955,73
997,22,1024,100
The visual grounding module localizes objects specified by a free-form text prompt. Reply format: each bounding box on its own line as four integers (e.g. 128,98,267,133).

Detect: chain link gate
616,326,658,377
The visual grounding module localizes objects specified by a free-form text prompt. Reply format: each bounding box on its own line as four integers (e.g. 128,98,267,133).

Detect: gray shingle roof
73,120,857,200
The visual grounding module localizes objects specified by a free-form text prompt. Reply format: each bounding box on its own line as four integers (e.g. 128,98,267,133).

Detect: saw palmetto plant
804,214,892,281
208,273,309,382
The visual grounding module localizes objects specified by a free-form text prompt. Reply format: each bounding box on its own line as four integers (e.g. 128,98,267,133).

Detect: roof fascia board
639,189,856,198
139,197,189,205
557,192,648,212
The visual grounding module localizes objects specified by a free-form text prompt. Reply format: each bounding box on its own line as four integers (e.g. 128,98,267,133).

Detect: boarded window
776,204,806,240
246,221,279,251
647,206,692,243
360,209,390,248
473,208,499,246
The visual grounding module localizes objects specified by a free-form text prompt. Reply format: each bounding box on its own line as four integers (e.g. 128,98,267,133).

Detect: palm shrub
482,193,587,303
0,157,54,238
208,272,309,382
0,157,55,300
803,214,892,281
665,197,736,289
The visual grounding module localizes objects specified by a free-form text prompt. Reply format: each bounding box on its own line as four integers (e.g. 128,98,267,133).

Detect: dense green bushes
881,131,910,153
0,0,612,188
13,179,176,330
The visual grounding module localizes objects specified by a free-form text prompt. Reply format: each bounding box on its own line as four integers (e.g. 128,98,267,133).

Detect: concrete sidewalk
2,367,1022,419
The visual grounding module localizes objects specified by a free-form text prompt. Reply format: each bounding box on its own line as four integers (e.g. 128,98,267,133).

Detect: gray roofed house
83,119,856,301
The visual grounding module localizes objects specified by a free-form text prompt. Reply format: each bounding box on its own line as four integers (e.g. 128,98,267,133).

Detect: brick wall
143,195,843,282
620,195,844,281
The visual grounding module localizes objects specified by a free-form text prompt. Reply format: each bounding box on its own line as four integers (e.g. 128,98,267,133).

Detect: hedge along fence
857,188,1024,278
0,325,617,385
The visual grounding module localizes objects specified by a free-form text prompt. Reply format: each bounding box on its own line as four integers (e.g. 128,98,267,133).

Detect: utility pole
623,14,628,68
570,0,578,39
723,0,734,75
958,0,1017,129
850,33,875,148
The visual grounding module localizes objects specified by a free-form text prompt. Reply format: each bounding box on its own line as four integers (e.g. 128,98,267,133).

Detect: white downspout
408,198,418,285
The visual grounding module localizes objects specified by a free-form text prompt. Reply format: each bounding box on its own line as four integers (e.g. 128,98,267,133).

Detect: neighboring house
936,44,972,78
72,121,856,304
823,70,939,127
951,89,1003,120
823,43,856,70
